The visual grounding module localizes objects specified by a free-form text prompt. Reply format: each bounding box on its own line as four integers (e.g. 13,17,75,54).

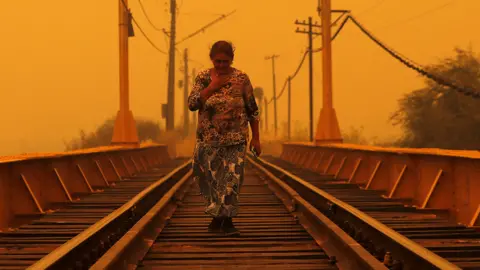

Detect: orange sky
0,0,477,155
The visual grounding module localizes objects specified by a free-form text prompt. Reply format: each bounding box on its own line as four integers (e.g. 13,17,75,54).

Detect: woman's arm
188,73,204,111
188,71,222,111
199,85,218,104
250,119,260,141
243,75,260,140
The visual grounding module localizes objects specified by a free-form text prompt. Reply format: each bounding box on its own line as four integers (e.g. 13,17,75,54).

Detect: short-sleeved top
188,68,260,147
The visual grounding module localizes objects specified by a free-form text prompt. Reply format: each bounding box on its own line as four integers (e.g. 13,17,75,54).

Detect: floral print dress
188,68,259,217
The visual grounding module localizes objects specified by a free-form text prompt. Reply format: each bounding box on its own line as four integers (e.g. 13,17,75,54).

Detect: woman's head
209,41,234,74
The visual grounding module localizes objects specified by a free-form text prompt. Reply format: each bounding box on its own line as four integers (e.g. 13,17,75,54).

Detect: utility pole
191,68,197,132
264,97,269,134
183,48,189,137
165,8,234,131
166,0,176,131
254,87,264,132
287,76,292,141
265,55,279,138
295,17,321,142
111,0,139,146
316,0,343,144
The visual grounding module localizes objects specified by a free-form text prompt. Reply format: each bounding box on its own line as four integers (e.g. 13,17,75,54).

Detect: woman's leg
195,142,246,235
193,143,223,232
212,143,246,236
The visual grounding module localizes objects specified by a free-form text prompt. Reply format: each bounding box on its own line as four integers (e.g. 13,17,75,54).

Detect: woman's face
211,53,232,74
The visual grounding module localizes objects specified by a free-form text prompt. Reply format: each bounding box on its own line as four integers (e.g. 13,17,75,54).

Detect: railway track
3,154,470,269
122,169,342,269
0,158,189,270
259,155,480,270
27,158,384,270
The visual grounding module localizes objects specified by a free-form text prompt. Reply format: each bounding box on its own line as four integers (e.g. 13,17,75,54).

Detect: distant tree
390,48,480,149
291,120,309,141
342,126,369,145
65,116,162,151
253,87,265,130
253,87,264,102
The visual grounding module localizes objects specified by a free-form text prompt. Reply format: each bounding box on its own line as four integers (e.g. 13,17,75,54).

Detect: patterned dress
188,68,259,217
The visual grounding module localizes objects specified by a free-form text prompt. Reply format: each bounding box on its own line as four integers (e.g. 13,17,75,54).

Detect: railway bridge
2,0,479,269
0,142,479,269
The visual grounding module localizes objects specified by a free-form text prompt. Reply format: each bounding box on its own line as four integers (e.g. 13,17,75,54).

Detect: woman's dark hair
209,40,235,59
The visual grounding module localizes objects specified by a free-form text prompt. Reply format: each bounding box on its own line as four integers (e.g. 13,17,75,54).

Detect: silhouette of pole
264,97,269,134
295,17,321,142
287,76,292,140
308,17,314,142
315,0,343,144
167,9,234,131
265,55,279,137
166,0,176,131
183,48,189,137
111,0,139,146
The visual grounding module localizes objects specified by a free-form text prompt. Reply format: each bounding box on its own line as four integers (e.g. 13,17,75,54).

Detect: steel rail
252,155,460,270
247,157,386,269
89,170,194,269
89,158,385,270
28,159,192,269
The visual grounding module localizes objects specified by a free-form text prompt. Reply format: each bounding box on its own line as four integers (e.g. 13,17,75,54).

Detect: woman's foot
222,217,240,236
208,217,223,232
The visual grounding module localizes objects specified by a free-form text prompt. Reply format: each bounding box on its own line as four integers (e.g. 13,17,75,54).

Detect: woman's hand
200,72,229,103
209,72,229,90
250,137,262,157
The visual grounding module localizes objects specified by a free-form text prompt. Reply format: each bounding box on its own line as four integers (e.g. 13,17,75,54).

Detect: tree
253,87,265,130
64,117,162,151
390,48,480,149
291,120,309,141
342,126,369,145
253,87,264,102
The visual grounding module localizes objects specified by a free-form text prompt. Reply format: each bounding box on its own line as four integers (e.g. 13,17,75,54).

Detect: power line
179,12,226,17
176,0,183,23
131,16,168,54
312,12,346,41
268,51,307,104
382,0,457,29
120,0,167,54
265,54,280,136
290,52,309,80
189,58,204,69
313,14,350,53
348,14,480,98
175,10,237,45
331,12,347,28
356,0,388,17
177,48,205,69
268,14,351,104
137,0,168,36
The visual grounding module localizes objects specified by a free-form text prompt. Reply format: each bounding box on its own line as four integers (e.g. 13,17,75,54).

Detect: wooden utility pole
264,97,269,134
315,0,343,144
265,55,280,138
295,17,321,142
183,48,189,137
254,87,264,132
111,0,139,146
165,9,235,131
287,76,292,141
166,0,176,131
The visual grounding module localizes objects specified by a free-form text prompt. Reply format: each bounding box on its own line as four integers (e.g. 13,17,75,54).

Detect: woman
188,40,261,236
